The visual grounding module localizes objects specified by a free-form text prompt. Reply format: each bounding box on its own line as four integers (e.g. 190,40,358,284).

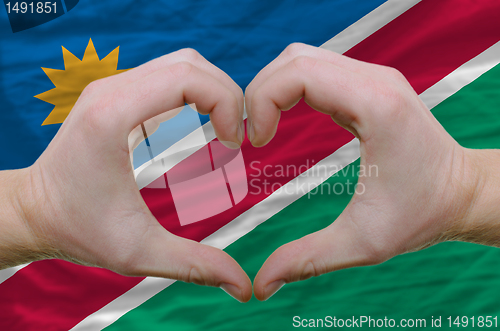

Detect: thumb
121,224,252,303
253,214,379,301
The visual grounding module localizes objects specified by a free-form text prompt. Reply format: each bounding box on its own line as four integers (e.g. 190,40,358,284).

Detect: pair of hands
6,43,493,302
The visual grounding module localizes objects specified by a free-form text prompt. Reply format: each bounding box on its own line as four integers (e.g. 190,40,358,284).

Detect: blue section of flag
64,0,79,12
0,0,385,170
133,104,203,169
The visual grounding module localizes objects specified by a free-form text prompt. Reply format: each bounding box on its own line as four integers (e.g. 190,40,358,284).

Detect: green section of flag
432,69,500,149
106,64,500,330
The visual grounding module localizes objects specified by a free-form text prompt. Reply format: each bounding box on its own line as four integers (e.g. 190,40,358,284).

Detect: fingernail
247,118,255,143
220,140,240,149
263,280,285,301
220,283,243,303
237,120,245,145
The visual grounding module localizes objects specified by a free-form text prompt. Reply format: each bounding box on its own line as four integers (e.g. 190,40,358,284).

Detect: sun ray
82,38,100,63
62,47,81,70
101,47,120,69
36,38,128,125
40,68,65,87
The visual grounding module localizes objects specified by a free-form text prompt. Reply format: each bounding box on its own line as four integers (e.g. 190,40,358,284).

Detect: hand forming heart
1,43,498,303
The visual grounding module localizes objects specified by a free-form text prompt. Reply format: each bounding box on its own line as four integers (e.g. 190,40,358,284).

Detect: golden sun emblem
36,38,127,125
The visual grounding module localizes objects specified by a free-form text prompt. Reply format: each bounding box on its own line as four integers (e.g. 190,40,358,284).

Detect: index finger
245,43,384,113
78,61,243,149
110,48,244,116
246,55,374,147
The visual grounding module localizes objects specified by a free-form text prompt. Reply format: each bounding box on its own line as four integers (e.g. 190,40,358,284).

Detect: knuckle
279,238,326,282
177,265,206,285
386,66,406,82
284,42,307,57
187,267,204,285
292,55,317,72
380,86,404,108
176,244,213,286
177,47,201,62
377,65,410,86
168,61,194,79
371,83,409,120
299,260,322,281
80,79,103,99
81,90,118,132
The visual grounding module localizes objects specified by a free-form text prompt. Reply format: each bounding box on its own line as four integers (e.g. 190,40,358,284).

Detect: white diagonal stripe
321,0,421,54
419,40,500,109
69,277,176,331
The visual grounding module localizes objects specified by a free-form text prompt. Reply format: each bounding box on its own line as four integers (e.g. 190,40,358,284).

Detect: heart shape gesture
1,44,497,303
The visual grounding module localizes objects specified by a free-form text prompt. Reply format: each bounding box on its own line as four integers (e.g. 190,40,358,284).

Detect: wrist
0,167,46,269
448,148,500,246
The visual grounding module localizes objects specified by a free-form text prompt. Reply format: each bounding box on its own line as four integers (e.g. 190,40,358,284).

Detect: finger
88,62,242,148
245,43,382,113
110,49,244,116
125,224,252,302
253,214,376,301
247,56,374,146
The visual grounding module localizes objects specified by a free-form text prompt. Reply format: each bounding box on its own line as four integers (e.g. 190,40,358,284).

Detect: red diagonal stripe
344,0,500,94
2,1,500,329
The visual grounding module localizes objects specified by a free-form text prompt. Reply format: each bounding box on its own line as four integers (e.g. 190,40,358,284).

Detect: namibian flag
1,0,500,330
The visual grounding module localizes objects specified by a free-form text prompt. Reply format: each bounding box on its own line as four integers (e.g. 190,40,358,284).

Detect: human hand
5,49,252,302
245,43,494,301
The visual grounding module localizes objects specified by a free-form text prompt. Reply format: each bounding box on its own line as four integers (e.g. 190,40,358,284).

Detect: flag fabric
1,0,500,330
